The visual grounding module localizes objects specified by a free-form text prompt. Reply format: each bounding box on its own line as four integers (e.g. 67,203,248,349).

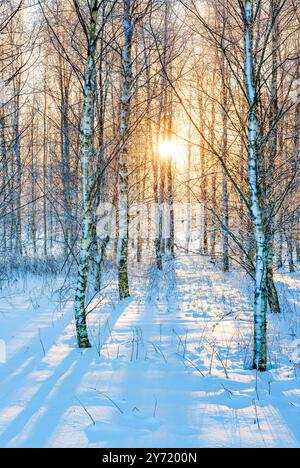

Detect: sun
158,139,185,164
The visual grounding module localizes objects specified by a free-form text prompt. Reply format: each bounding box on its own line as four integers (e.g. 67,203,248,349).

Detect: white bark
185,117,192,252
266,0,280,313
117,0,133,299
221,57,229,272
74,1,100,348
244,0,267,371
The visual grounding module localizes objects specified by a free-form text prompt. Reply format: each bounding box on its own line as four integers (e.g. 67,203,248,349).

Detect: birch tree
117,0,133,300
117,0,153,295
73,0,102,348
243,0,268,370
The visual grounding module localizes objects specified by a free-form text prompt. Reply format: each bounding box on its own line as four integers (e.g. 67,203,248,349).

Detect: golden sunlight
158,139,185,164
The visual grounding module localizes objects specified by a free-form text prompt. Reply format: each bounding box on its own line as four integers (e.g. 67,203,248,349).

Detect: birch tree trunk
266,0,280,313
185,103,192,252
293,55,300,265
296,244,300,263
74,1,100,348
209,64,217,260
94,36,109,292
166,89,175,258
0,111,8,250
286,234,295,273
149,75,160,267
30,107,37,255
244,0,268,371
42,74,48,257
143,36,159,264
276,228,283,269
59,57,72,257
221,57,229,273
196,65,208,255
117,0,133,299
12,76,22,255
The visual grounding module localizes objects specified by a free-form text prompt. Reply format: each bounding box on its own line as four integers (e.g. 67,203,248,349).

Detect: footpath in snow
0,255,299,448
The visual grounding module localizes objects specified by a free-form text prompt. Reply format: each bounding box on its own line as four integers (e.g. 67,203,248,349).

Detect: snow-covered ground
0,255,299,448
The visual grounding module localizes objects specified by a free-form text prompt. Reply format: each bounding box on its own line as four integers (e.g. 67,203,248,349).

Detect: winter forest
0,0,299,449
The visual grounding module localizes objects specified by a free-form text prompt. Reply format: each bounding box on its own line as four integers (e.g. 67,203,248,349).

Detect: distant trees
0,1,25,255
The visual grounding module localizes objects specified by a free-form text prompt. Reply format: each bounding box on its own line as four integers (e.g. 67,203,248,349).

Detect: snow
0,255,299,448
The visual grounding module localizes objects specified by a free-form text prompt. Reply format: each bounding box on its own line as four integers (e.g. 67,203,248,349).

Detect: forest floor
0,254,299,448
